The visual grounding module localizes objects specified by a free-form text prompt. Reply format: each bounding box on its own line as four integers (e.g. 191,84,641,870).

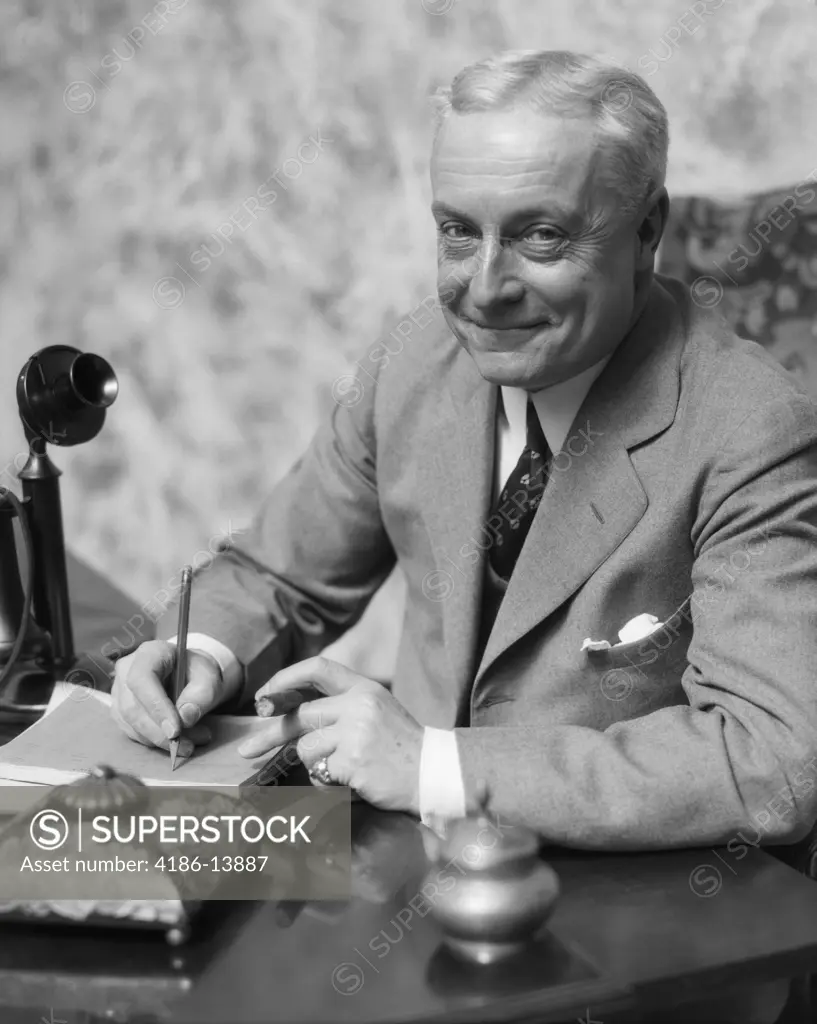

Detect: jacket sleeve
455,393,817,850
154,359,395,706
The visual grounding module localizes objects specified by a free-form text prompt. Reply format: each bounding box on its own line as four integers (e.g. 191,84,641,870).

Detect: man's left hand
238,657,424,815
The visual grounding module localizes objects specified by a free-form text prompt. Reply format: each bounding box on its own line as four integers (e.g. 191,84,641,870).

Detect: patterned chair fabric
659,182,817,398
660,183,817,882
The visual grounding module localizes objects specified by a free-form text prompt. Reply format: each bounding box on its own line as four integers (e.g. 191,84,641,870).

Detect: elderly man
113,52,817,857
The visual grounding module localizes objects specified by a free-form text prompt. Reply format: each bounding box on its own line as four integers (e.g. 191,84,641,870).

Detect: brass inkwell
422,784,560,964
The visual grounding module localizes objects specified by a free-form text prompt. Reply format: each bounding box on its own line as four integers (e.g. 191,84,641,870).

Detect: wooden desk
0,556,816,1023
0,804,816,1023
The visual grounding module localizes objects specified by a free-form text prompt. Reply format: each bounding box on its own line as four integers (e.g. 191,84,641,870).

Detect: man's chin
465,350,554,390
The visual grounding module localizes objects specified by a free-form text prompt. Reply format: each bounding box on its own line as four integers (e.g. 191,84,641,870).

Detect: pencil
170,565,193,771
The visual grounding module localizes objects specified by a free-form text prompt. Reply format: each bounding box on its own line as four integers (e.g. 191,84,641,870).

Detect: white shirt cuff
419,726,466,834
167,632,243,692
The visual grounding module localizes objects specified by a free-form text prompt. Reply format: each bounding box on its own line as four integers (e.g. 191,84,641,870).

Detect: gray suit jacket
157,274,817,851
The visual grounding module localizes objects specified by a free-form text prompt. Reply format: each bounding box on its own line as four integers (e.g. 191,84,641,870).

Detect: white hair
432,50,669,216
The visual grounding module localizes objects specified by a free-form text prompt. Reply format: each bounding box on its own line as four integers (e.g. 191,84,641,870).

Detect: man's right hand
110,639,241,755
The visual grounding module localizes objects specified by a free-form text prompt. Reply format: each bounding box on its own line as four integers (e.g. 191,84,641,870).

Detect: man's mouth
460,315,550,332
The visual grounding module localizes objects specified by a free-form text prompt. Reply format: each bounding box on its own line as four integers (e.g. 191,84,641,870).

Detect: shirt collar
499,356,612,454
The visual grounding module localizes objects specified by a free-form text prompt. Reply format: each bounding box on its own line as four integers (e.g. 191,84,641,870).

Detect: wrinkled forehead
430,107,617,225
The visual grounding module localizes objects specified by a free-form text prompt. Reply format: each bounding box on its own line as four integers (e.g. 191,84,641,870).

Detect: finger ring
309,757,335,786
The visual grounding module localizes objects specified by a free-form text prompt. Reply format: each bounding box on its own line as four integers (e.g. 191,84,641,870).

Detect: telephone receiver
0,345,118,720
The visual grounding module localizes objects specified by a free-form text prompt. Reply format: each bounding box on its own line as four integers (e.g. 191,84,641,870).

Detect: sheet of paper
0,686,277,787
0,683,100,786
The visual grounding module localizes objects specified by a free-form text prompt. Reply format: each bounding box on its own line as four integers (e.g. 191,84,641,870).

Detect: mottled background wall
2,0,816,676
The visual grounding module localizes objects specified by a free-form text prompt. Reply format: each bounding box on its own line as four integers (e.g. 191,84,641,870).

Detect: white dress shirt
172,356,611,831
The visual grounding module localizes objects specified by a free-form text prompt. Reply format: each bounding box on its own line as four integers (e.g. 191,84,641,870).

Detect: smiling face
430,105,653,390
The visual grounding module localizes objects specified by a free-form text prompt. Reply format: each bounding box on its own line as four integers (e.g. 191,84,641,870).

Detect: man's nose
467,237,525,310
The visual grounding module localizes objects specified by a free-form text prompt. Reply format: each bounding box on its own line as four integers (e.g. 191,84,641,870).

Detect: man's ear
635,186,670,271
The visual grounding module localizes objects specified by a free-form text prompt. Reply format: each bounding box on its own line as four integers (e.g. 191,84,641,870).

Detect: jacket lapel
419,343,496,699
473,279,686,687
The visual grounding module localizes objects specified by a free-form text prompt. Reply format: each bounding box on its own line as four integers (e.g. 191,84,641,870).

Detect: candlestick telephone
0,345,118,720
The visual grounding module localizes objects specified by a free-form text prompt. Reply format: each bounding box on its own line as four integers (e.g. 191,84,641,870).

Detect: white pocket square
581,613,663,652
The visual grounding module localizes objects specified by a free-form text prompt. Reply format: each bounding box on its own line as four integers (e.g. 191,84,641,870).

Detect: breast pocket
585,601,693,711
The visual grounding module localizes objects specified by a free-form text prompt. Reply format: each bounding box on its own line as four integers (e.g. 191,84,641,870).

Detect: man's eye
439,223,474,242
525,227,563,244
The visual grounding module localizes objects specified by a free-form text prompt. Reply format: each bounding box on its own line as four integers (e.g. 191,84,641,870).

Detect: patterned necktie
488,398,551,582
